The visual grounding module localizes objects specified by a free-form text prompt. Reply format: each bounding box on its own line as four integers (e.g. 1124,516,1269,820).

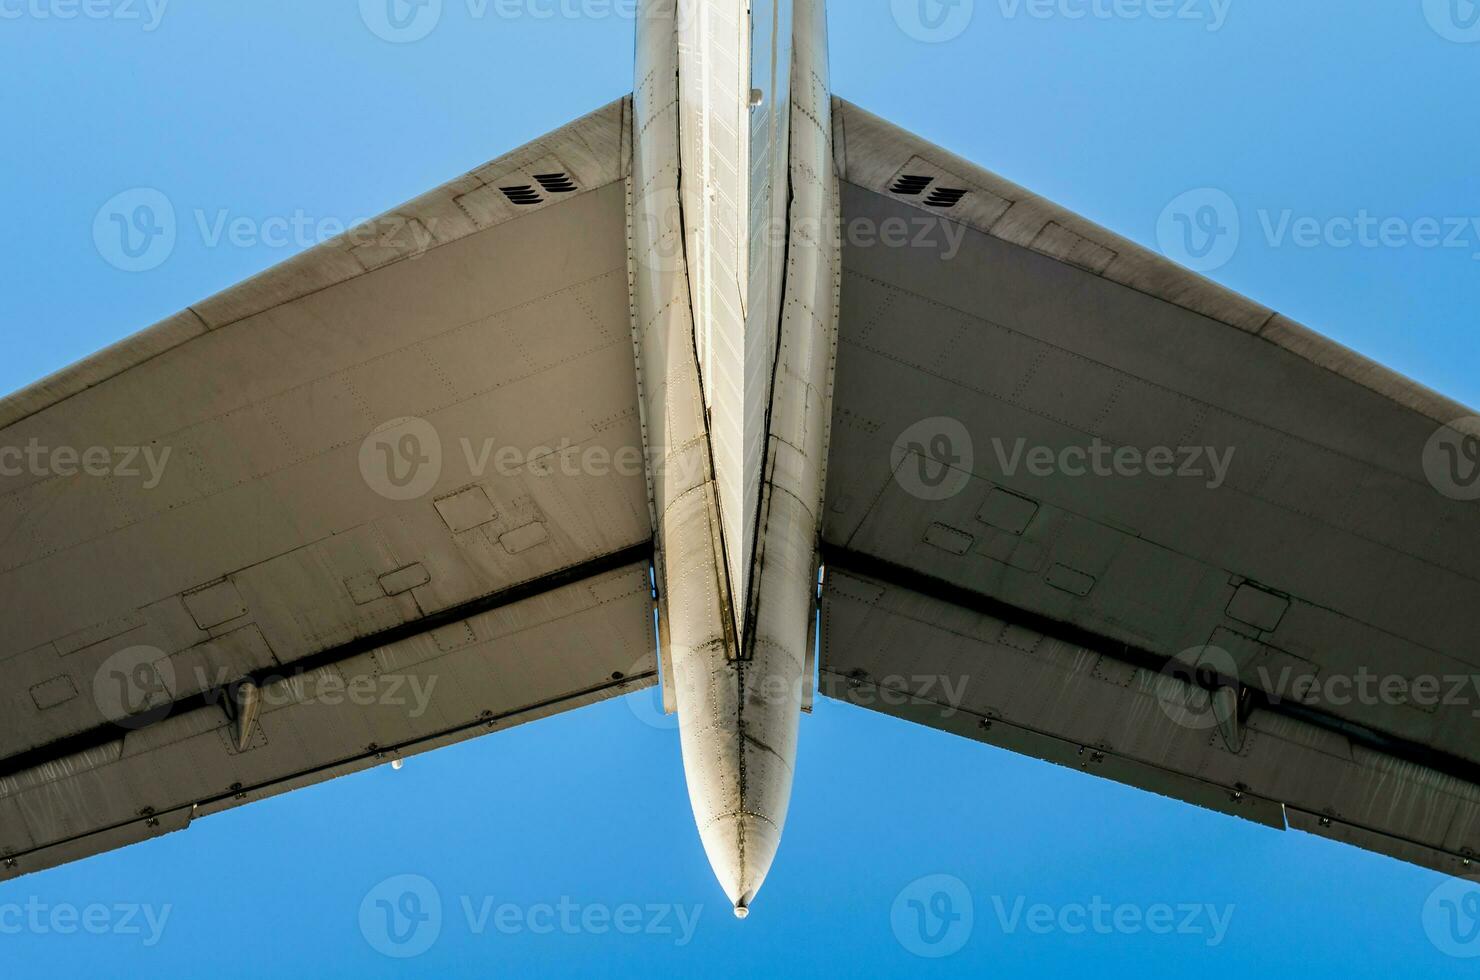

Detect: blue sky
3,1,1480,976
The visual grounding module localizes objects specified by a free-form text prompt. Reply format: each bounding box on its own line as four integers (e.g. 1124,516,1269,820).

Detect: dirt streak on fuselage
630,0,839,915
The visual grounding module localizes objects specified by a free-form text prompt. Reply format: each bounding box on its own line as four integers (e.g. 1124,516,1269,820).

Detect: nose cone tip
698,811,781,916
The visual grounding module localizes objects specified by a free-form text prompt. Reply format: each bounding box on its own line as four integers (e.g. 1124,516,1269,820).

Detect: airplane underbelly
630,0,838,913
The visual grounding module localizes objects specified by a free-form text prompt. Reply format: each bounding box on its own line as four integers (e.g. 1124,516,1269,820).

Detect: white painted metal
0,107,645,759
818,104,1480,881
675,0,754,633
10,0,1476,909
0,102,654,879
632,0,750,914
822,570,1480,878
744,0,795,642
1,563,656,883
632,0,838,915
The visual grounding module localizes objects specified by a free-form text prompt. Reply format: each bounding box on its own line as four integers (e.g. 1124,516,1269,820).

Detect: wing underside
820,99,1480,877
7,91,1478,887
0,98,659,880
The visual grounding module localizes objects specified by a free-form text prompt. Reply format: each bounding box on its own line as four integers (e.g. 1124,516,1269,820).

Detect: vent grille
924,187,969,209
889,174,934,196
500,185,543,206
534,172,578,194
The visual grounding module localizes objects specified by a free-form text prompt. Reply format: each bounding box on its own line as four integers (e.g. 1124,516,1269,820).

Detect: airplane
2,0,1478,921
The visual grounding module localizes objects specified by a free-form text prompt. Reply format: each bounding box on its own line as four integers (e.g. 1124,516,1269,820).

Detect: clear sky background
3,1,1480,976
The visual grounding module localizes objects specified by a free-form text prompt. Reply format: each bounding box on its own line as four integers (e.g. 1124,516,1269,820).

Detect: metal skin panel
632,0,753,914
830,98,1470,427
0,105,654,879
744,0,796,640
1,563,657,881
3,0,838,913
818,111,1480,881
722,0,838,904
0,99,632,430
631,0,835,915
10,0,1474,915
0,159,649,761
824,179,1480,768
676,0,755,630
819,569,1480,878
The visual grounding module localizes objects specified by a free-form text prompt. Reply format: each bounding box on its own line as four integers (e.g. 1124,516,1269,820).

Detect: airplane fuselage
630,0,839,915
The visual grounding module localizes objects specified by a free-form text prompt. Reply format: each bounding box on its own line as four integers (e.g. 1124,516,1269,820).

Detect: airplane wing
818,99,1480,878
0,97,659,881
